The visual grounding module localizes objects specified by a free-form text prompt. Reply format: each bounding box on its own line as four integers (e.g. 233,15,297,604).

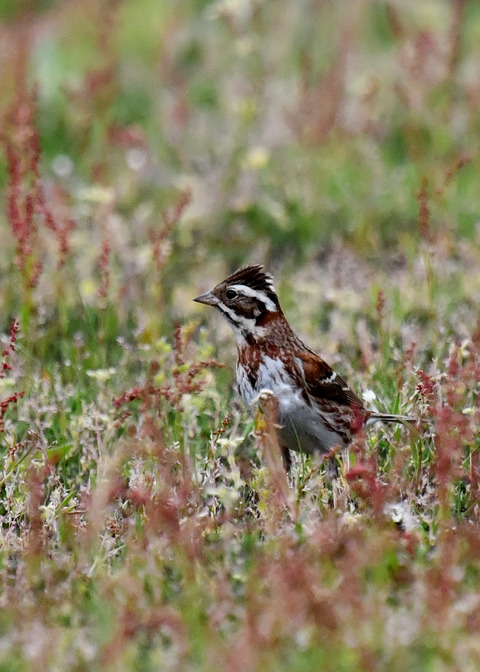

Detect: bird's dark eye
225,289,237,300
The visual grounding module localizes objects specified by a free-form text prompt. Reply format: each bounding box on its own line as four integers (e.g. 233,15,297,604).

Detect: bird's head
194,265,283,343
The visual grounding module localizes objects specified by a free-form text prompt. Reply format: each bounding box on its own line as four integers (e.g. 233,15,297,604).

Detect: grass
1,0,480,670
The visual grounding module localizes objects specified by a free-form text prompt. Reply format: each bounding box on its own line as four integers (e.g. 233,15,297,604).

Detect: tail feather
366,412,415,426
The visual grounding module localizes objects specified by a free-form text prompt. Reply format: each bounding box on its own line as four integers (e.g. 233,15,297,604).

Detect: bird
194,264,413,469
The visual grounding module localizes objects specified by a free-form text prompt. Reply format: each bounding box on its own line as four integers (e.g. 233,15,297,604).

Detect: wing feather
295,350,364,408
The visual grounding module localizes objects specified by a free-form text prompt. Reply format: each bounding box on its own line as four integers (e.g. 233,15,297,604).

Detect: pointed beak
193,290,219,307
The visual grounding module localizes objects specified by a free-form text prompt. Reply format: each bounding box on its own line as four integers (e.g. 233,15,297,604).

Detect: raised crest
224,265,276,298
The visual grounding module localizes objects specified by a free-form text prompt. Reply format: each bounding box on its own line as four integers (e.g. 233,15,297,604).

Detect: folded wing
296,350,364,408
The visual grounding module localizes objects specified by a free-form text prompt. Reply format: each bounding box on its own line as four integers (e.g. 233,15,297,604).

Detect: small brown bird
194,265,413,468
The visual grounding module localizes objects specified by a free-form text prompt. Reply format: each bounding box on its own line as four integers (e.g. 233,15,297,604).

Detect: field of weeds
1,1,480,670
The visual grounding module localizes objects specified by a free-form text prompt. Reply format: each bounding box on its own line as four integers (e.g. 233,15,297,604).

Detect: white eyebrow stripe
229,284,277,312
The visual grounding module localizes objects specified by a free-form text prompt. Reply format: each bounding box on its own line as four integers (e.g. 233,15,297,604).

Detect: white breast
236,354,347,455
236,356,293,407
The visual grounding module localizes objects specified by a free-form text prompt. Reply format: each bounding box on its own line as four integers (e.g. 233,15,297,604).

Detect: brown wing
296,350,364,408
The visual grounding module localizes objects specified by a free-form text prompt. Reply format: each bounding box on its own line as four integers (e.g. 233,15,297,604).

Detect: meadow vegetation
1,1,480,669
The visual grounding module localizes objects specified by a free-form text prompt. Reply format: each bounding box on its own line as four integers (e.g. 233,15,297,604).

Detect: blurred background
1,0,480,354
3,6,480,667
